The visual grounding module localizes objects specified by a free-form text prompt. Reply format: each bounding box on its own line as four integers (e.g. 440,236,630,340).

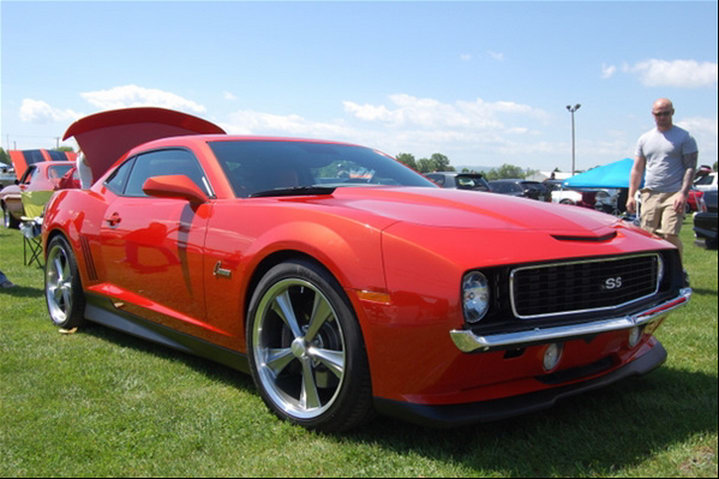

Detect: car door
98,148,215,339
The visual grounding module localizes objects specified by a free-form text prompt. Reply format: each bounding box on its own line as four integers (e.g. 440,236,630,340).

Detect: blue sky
1,1,717,173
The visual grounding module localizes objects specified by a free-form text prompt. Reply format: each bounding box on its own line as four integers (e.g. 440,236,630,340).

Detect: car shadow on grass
342,366,717,476
78,320,255,391
0,284,44,298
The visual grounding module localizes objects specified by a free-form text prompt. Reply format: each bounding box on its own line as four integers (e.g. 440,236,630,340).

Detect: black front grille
511,254,661,318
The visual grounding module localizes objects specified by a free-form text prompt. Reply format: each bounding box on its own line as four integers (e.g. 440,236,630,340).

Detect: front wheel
45,235,86,330
247,259,373,432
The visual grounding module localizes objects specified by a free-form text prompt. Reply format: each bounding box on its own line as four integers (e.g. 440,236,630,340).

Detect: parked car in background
8,149,77,180
488,179,550,201
1,161,77,228
693,171,717,192
551,188,583,205
543,179,565,194
686,188,704,214
693,189,717,249
43,107,691,432
551,187,621,215
0,164,15,188
425,172,490,191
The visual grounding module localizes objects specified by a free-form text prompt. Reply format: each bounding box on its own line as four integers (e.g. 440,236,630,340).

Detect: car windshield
694,173,715,186
209,140,436,198
455,174,489,189
48,164,74,180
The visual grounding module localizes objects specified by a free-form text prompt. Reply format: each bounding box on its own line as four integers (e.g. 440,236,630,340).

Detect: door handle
105,212,121,226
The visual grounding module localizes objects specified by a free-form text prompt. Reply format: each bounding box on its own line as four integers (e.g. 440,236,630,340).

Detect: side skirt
84,293,250,374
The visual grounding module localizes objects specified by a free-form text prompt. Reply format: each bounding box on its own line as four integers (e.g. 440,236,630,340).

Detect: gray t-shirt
635,125,698,192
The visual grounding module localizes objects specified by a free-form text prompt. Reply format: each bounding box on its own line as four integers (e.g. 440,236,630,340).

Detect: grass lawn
1,218,716,477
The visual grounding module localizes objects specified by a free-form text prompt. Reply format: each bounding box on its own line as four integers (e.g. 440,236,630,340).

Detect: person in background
0,268,15,288
626,98,698,260
76,149,93,189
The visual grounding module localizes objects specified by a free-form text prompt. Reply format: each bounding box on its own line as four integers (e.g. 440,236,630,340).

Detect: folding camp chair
20,190,53,267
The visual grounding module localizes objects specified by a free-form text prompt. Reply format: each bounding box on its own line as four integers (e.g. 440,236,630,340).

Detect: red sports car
1,160,77,228
42,107,692,432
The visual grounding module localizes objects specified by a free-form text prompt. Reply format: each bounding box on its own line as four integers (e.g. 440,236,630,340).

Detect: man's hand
626,197,637,214
674,192,688,214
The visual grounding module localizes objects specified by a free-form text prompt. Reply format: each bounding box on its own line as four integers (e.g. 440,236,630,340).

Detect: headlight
462,271,490,323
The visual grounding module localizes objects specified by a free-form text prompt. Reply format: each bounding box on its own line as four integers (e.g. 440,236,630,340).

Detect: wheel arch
243,250,351,323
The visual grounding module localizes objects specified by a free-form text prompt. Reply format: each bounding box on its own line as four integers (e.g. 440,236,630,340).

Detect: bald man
627,98,698,259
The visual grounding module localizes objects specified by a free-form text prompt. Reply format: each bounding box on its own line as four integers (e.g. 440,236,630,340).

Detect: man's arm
626,155,646,214
674,151,698,213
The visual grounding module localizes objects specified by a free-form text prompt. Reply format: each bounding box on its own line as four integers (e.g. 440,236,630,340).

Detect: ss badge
603,276,622,290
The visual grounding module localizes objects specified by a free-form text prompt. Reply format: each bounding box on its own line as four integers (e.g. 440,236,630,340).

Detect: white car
694,172,717,192
551,188,620,214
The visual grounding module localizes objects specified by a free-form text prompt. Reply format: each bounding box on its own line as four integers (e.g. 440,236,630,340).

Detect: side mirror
142,175,209,204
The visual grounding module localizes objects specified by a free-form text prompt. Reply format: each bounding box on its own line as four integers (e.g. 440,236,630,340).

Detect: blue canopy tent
562,158,642,215
563,158,640,189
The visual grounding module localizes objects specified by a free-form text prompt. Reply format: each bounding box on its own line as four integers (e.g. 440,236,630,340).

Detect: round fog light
628,326,642,348
543,343,563,371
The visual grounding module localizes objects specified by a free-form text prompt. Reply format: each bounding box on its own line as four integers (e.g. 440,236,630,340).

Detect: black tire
45,235,86,330
2,204,19,229
246,259,373,432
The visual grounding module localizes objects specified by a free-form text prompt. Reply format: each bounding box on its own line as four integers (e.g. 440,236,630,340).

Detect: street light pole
566,103,581,175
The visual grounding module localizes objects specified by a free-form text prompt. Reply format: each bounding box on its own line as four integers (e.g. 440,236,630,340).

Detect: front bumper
450,287,691,353
374,339,667,427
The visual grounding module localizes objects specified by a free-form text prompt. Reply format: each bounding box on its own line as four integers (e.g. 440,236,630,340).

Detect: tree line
395,152,539,180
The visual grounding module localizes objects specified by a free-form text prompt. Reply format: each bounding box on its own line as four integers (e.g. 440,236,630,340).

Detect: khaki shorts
640,189,684,237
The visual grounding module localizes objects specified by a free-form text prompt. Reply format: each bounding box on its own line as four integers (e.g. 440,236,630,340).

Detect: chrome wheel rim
46,243,73,324
252,278,346,420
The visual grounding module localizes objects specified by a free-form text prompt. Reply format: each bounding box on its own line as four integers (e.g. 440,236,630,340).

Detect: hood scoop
551,231,617,242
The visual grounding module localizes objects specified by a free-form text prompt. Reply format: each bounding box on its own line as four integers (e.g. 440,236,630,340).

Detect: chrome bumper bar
450,288,692,353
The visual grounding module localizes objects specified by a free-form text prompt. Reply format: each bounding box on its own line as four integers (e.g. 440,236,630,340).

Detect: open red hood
62,107,226,181
8,149,77,178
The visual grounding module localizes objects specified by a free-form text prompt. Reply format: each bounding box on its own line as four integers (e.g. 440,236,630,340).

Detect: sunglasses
653,111,672,117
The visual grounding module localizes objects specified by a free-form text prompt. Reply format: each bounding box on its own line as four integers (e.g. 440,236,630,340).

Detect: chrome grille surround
510,253,663,319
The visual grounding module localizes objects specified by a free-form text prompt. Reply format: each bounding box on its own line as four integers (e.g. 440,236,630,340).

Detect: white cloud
601,63,616,79
343,94,548,130
676,116,718,165
487,50,504,61
459,53,472,62
222,110,353,138
625,59,717,88
223,91,237,101
19,99,81,124
80,84,206,113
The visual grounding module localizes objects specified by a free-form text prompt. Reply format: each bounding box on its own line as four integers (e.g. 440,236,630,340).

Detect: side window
123,149,210,197
427,174,444,186
105,157,136,195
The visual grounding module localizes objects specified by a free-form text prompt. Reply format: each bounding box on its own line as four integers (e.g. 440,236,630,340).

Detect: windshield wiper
249,186,337,198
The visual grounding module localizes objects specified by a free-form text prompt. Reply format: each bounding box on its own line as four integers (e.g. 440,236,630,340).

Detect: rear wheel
45,235,86,330
247,259,373,432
